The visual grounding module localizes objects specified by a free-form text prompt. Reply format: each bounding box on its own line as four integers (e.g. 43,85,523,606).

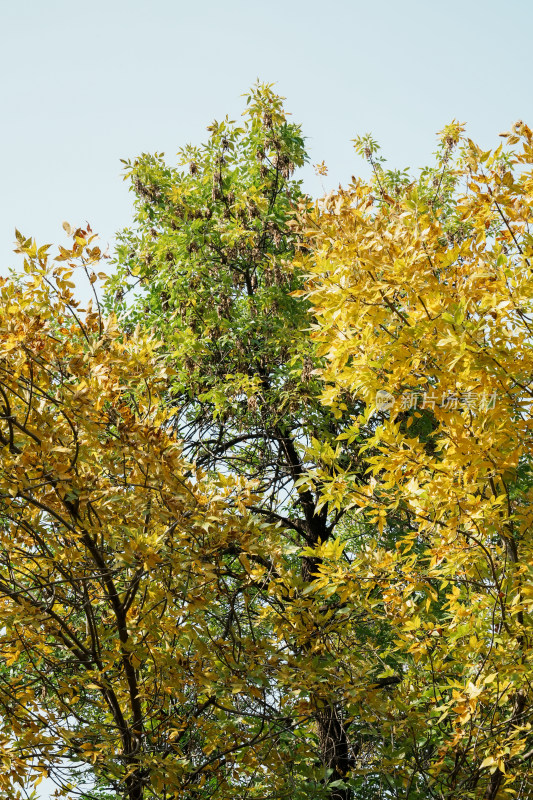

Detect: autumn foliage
0,233,293,799
302,120,533,798
2,88,533,800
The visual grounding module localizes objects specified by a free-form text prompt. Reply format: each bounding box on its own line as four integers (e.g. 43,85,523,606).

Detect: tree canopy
1,88,533,800
0,231,296,800
302,119,533,799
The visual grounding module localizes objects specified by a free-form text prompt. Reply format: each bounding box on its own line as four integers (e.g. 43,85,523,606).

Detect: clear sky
1,0,532,275
2,0,533,796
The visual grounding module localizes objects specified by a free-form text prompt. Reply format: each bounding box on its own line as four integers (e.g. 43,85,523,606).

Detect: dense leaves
0,233,307,800
3,86,533,800
106,86,380,800
302,120,533,798
107,82,313,494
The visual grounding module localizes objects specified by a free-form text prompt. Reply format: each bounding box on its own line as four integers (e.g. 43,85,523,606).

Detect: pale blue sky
2,0,532,273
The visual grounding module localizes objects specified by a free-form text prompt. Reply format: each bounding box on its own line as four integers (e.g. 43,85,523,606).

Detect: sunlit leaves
0,239,292,800
302,121,533,797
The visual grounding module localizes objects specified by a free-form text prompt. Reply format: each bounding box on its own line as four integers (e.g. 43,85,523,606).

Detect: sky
1,0,532,277
2,0,533,796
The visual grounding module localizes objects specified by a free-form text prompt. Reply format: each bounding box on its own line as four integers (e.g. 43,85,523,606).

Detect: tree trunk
316,703,354,800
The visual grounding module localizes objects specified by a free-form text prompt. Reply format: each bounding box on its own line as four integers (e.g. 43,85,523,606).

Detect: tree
0,230,301,800
302,120,533,798
6,87,531,800
107,83,407,800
